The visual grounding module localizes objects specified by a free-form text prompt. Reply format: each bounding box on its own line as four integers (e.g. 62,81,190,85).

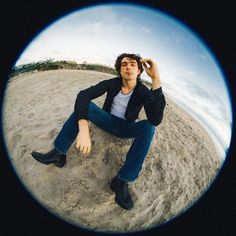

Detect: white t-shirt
110,90,134,119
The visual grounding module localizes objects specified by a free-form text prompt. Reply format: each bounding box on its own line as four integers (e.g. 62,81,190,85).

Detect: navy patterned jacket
74,77,166,126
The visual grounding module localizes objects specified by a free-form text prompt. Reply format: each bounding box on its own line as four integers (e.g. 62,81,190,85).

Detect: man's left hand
141,58,161,89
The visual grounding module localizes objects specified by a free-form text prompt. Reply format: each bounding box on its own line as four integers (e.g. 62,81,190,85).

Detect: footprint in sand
8,133,23,151
27,113,34,119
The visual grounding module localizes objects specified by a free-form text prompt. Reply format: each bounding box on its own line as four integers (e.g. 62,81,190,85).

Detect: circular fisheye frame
1,2,233,234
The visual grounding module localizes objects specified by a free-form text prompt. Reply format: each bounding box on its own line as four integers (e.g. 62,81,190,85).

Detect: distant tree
9,59,117,78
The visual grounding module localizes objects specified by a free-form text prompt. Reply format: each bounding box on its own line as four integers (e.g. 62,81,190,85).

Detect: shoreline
164,94,223,160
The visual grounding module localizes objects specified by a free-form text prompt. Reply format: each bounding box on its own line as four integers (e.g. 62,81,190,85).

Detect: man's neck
121,78,137,92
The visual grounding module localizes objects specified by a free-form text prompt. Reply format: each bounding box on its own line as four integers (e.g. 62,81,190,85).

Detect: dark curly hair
114,53,144,79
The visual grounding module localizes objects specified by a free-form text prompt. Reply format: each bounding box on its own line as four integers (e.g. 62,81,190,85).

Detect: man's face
120,57,141,81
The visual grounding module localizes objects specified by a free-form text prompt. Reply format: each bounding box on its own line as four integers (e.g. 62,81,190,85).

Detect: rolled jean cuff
54,145,67,155
116,174,137,183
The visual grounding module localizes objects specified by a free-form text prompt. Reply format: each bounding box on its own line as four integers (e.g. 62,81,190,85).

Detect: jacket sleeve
143,86,166,126
74,79,111,121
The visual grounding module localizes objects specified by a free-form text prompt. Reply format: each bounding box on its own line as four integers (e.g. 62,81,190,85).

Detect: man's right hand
76,119,91,155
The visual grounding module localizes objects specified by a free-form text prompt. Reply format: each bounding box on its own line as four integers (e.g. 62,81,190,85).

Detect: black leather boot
31,148,66,168
110,176,134,210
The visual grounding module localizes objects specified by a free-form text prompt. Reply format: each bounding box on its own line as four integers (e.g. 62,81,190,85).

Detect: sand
2,69,222,233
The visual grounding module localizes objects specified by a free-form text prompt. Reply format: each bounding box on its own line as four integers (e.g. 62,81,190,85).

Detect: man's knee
88,102,99,118
141,120,155,136
88,102,96,111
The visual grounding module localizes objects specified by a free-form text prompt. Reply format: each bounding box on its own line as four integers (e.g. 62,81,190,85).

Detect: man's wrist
151,78,161,90
78,126,90,137
78,119,89,134
78,119,88,126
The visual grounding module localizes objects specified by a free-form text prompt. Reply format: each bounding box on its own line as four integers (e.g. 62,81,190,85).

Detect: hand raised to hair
141,58,160,81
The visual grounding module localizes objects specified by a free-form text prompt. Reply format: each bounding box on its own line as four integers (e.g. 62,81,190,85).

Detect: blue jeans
54,102,155,182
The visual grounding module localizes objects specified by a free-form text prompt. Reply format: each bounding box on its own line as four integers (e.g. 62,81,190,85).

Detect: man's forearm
151,77,161,90
78,119,89,133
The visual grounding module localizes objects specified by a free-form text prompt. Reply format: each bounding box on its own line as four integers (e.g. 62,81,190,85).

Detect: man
31,53,166,210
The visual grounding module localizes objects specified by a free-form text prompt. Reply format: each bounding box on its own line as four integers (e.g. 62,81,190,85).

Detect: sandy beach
2,69,222,232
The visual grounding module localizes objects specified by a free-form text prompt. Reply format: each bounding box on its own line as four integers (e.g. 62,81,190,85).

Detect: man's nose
126,64,132,69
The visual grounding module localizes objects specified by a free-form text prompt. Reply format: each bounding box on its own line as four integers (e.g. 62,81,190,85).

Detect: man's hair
114,53,144,79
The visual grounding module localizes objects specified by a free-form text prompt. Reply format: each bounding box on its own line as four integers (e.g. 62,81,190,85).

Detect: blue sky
15,3,232,159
